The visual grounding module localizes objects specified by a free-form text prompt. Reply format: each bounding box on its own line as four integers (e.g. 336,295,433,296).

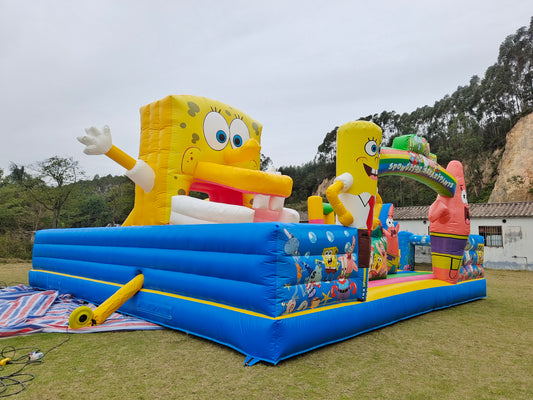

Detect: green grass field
1,263,532,399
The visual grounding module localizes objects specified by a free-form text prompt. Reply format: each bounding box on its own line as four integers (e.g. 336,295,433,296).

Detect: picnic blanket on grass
0,285,163,337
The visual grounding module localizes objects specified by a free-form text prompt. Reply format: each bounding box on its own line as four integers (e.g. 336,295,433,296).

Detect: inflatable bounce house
29,95,487,365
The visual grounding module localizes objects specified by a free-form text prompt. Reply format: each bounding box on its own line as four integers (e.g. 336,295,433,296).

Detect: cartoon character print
427,159,438,175
381,209,400,274
459,264,473,282
281,228,367,313
476,247,484,265
284,228,304,283
282,285,313,314
409,152,419,166
319,246,339,281
282,287,299,315
304,263,323,308
330,277,357,302
458,245,485,282
338,236,358,278
407,135,431,157
303,283,321,308
369,240,387,280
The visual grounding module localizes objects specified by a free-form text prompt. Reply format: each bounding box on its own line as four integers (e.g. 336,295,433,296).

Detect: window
478,226,503,247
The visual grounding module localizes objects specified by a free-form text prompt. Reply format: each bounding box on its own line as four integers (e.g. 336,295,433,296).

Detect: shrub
0,231,33,260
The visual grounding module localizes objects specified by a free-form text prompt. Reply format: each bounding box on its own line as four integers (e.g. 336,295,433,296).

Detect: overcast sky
1,1,531,179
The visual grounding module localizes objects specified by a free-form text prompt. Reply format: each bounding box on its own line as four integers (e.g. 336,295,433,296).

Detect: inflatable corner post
78,95,296,226
429,161,471,283
307,196,335,224
326,121,382,270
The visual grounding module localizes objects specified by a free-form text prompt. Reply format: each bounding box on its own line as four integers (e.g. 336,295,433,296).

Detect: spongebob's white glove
334,172,354,192
77,125,112,155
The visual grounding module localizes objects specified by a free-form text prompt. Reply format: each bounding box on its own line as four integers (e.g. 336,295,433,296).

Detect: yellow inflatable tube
69,274,144,329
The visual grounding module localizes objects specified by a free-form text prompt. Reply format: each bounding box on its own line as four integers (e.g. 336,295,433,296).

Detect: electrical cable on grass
0,328,71,397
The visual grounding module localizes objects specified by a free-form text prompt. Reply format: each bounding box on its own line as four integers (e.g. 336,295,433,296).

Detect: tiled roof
393,201,533,220
469,202,533,218
393,206,430,220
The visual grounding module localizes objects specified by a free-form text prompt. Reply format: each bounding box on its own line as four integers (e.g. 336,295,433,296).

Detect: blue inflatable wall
30,223,372,363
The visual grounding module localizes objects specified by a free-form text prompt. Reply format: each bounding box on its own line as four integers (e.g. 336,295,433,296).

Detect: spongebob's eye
365,140,378,156
229,118,250,149
216,130,227,143
232,135,242,147
461,190,468,204
204,111,229,151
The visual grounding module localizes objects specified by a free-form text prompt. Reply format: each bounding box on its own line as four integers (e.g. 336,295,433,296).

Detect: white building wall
397,220,430,236
397,216,532,271
469,216,532,271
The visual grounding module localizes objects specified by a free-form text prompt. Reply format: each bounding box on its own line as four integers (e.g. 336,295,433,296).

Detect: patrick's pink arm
429,199,449,224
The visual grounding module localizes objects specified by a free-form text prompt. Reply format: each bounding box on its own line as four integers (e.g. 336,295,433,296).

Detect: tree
260,153,273,171
8,163,30,184
24,156,84,228
105,179,135,225
315,127,338,165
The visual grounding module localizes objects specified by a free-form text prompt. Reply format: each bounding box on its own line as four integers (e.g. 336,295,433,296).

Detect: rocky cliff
489,113,533,203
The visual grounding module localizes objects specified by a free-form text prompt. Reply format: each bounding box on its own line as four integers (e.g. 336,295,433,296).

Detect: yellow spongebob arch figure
326,121,382,269
79,95,295,226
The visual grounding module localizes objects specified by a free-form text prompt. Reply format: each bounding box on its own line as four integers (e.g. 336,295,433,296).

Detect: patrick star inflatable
381,204,400,274
428,161,471,283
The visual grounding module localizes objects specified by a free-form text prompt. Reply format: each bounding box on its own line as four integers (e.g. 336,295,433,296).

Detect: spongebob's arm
326,172,354,226
78,126,155,192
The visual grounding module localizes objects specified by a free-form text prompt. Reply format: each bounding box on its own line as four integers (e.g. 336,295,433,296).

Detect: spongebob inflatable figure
78,95,297,226
326,121,382,269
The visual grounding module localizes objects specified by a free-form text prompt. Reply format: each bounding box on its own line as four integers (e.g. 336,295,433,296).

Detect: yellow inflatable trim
38,270,472,325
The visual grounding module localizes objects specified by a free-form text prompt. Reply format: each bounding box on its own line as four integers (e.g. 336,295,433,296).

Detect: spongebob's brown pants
358,229,371,269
